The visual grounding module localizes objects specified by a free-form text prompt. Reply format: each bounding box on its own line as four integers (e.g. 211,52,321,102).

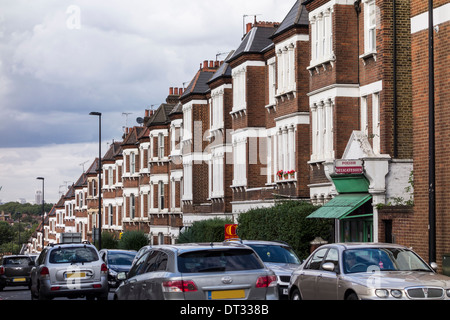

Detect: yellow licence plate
65,272,86,279
208,289,246,300
13,278,26,282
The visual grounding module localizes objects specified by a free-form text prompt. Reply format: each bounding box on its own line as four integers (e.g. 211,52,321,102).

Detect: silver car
114,242,278,300
239,240,301,299
30,243,109,300
289,243,450,300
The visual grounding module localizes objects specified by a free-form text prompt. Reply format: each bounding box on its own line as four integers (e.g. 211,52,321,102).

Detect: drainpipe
393,0,398,158
428,0,436,265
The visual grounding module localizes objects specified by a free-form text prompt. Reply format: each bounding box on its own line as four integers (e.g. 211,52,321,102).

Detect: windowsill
275,90,296,102
359,51,377,64
307,55,336,75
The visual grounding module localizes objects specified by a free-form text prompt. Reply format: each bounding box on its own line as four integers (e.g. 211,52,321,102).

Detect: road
0,286,115,300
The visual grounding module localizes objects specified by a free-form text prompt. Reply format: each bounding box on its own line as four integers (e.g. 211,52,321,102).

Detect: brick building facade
25,0,449,270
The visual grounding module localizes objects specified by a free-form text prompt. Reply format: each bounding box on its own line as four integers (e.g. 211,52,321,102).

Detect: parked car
30,242,109,300
229,240,301,299
99,249,136,288
0,255,34,290
289,242,450,300
114,242,279,300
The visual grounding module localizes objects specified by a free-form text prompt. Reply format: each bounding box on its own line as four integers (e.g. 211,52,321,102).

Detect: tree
118,231,149,251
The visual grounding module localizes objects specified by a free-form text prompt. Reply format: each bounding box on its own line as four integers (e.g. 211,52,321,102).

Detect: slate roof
208,51,234,84
146,103,176,126
122,127,145,146
180,70,216,99
227,26,277,62
272,0,309,38
103,141,123,162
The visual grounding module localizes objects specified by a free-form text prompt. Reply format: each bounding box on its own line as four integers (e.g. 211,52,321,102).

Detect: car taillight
163,280,197,292
101,263,108,274
256,275,277,288
40,267,50,279
0,267,4,275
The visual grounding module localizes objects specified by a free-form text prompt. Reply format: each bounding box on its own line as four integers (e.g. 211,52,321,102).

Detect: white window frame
364,0,377,54
308,6,334,68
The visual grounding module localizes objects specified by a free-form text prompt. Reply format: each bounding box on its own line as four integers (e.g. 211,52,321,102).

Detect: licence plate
208,289,246,300
13,278,26,282
65,272,86,279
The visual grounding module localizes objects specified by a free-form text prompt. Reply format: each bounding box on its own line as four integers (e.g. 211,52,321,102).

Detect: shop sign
335,159,364,174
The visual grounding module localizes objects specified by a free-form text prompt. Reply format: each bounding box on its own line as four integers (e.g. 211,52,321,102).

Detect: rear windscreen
2,257,32,265
49,247,99,264
178,249,264,273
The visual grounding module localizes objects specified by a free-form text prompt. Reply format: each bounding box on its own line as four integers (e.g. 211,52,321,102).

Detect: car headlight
391,290,402,298
375,289,389,298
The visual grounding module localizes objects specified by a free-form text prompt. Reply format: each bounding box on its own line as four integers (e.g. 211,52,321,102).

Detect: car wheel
290,288,302,300
346,292,359,300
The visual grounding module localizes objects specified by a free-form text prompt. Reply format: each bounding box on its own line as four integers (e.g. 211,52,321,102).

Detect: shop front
308,167,374,243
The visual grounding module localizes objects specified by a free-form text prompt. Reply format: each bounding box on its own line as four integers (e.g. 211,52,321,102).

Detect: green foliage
118,231,149,251
101,232,119,249
0,202,54,219
237,201,332,260
178,217,234,244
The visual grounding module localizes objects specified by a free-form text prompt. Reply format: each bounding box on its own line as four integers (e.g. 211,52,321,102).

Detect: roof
180,70,216,99
146,103,176,126
102,142,123,161
208,51,234,84
227,26,277,62
122,127,145,147
272,0,309,38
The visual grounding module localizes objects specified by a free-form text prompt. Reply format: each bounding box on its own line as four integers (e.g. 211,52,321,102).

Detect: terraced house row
26,0,450,270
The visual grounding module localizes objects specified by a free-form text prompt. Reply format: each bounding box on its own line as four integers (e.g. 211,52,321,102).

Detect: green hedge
236,201,332,260
178,217,234,243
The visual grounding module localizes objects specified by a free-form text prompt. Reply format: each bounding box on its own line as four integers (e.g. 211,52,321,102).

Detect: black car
99,249,136,288
0,255,34,290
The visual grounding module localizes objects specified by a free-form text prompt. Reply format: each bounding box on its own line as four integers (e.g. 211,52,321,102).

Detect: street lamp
36,177,45,249
89,111,102,249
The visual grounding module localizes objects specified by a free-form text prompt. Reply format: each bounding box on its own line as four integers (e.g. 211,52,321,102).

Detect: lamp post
36,177,45,249
89,112,102,249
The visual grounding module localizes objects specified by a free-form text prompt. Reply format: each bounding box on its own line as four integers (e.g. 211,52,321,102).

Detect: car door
30,249,47,294
140,250,168,300
316,248,340,300
298,248,328,299
119,251,151,300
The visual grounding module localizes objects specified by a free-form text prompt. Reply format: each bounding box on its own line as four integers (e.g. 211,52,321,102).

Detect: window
364,0,377,53
268,59,276,106
158,181,165,210
276,43,295,95
310,7,333,66
130,194,135,219
310,99,334,161
158,133,164,159
232,140,247,187
211,88,224,130
305,248,328,270
130,152,136,174
183,163,193,201
183,105,192,141
232,67,246,113
372,93,380,154
108,204,113,225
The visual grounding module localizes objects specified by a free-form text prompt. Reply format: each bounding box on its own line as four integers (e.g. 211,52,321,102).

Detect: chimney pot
246,22,252,34
174,87,179,95
169,87,174,95
203,60,209,69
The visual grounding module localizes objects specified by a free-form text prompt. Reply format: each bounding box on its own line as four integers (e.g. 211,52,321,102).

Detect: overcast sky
0,0,294,204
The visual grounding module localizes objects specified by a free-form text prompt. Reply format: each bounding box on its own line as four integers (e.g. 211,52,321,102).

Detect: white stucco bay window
310,99,334,162
276,42,296,96
308,5,334,72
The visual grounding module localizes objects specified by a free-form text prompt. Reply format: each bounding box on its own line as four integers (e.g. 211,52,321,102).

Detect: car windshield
178,249,265,273
343,248,432,274
107,252,136,266
248,244,301,264
49,246,99,264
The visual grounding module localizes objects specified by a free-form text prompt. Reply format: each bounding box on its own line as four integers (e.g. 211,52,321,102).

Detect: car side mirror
322,262,336,272
430,262,438,271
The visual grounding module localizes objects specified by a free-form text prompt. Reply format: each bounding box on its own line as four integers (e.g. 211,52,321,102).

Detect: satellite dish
136,117,144,125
